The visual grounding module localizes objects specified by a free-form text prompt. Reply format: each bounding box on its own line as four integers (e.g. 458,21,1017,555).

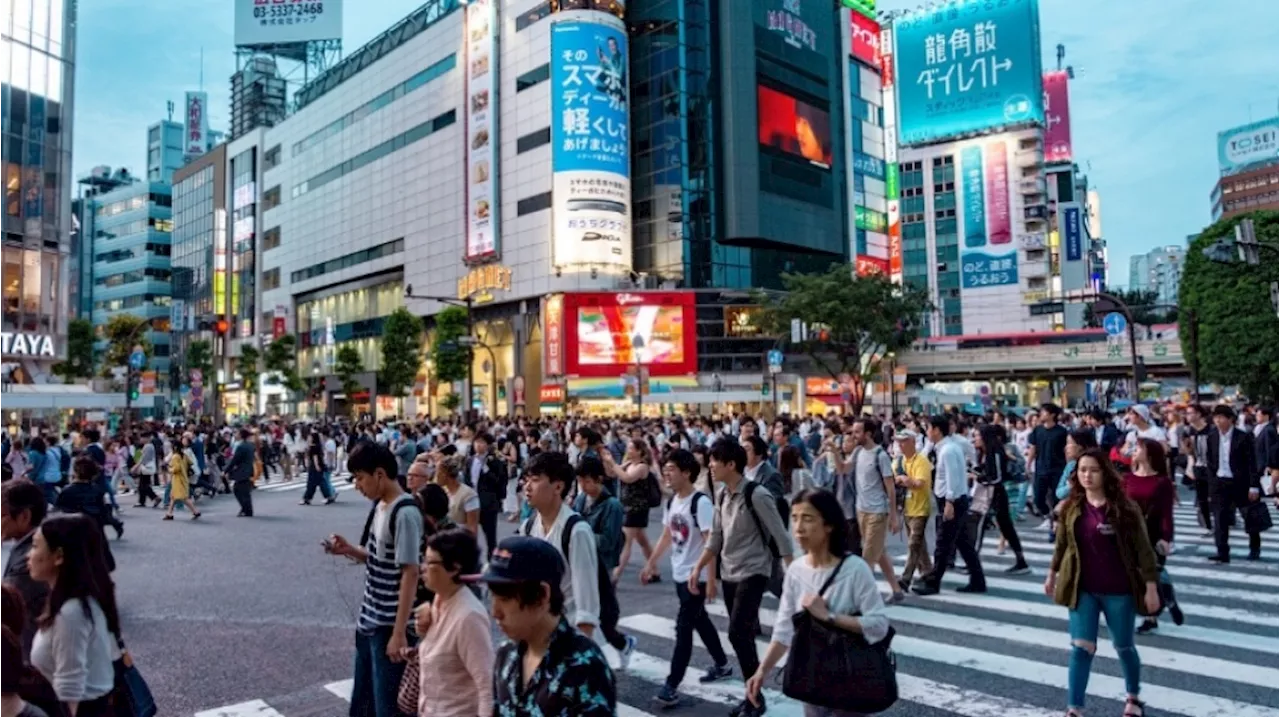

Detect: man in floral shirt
473,536,615,716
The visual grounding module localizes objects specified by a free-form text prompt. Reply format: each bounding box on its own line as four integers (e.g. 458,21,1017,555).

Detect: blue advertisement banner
853,151,886,181
1217,117,1279,174
961,250,1018,289
961,145,986,248
893,0,1044,146
1063,205,1082,261
551,20,630,176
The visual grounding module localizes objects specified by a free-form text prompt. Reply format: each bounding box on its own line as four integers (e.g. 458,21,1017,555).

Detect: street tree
238,344,262,411
754,265,933,414
430,306,471,414
184,339,214,382
263,334,305,404
1082,288,1177,327
379,307,424,400
1180,210,1279,401
53,318,95,382
100,314,151,378
334,344,365,418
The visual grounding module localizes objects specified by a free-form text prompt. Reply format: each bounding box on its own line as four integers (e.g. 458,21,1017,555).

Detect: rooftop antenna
199,46,204,91
1056,43,1075,79
166,101,174,122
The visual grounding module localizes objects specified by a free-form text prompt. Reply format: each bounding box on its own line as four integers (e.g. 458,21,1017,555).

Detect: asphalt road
106,476,1280,717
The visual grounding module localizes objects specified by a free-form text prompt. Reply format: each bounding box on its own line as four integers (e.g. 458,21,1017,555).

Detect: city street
107,475,1280,717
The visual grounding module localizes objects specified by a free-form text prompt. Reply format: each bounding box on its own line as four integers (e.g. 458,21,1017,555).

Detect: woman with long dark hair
300,432,336,505
973,425,1029,573
604,438,658,584
1045,449,1160,717
1124,438,1180,634
26,515,123,715
746,488,890,716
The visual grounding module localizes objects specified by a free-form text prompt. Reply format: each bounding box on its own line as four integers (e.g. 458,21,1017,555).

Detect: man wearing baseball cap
892,429,934,592
474,536,616,715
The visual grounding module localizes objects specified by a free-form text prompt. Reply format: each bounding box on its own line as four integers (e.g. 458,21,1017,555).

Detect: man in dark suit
226,428,258,517
1205,404,1263,562
1087,408,1121,454
1,479,48,655
468,432,508,558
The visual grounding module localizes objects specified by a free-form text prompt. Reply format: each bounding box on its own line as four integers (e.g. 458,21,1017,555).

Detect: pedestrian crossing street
192,503,1279,717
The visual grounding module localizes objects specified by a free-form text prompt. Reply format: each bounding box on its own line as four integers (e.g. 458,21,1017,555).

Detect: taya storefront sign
457,264,512,303
1,332,55,357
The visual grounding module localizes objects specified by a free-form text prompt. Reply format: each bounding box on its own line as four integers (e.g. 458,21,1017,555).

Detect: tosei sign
1217,117,1279,174
1,332,56,357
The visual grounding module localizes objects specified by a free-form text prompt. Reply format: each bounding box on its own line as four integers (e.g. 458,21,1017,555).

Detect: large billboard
1042,70,1072,163
234,0,343,47
561,292,697,378
954,135,1019,289
465,0,500,261
758,85,833,168
551,15,632,270
893,0,1044,147
850,12,881,68
1217,117,1279,174
184,92,208,159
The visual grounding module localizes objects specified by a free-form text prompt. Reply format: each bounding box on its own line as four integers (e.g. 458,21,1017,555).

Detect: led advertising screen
464,0,500,261
1042,70,1073,163
1217,117,1279,174
757,85,833,169
893,0,1044,146
562,292,697,377
551,15,633,270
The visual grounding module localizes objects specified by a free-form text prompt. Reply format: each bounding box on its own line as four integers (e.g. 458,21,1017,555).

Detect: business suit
1206,426,1262,561
3,530,47,655
468,452,508,557
226,440,258,516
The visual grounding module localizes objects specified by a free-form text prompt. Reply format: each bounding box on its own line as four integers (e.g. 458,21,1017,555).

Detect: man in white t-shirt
642,449,732,707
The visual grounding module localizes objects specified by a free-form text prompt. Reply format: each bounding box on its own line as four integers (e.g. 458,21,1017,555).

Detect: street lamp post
404,286,475,421
121,318,153,436
631,334,645,416
887,351,897,415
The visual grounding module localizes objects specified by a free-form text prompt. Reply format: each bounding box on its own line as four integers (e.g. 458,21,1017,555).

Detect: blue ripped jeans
1067,591,1141,709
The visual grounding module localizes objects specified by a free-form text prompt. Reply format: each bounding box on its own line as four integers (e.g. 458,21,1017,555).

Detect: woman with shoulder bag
1123,439,1181,634
746,488,891,717
973,425,1029,573
27,515,131,716
1044,449,1160,717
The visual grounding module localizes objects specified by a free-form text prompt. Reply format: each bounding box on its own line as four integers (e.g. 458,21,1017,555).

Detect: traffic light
128,373,141,402
214,317,229,335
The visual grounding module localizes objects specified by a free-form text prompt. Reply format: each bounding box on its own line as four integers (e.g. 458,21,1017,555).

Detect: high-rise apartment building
1128,245,1184,307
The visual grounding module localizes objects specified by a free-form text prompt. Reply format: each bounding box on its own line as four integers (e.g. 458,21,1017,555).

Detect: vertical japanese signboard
465,0,500,261
849,11,880,68
1063,204,1082,262
961,145,986,247
984,140,1010,245
893,0,1043,146
543,294,565,377
881,24,902,283
550,15,632,270
184,91,208,159
956,135,1018,289
1042,70,1072,163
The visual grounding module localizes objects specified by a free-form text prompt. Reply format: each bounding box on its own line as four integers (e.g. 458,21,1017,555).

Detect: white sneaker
619,634,637,672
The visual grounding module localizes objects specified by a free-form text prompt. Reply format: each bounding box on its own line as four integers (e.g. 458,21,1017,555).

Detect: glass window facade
292,110,456,198
231,149,257,339
295,279,404,374
289,238,404,284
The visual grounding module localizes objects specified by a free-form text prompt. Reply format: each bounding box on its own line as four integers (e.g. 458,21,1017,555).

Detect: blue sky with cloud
73,0,1278,283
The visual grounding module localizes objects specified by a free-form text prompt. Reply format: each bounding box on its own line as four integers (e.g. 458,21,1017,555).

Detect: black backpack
666,491,709,531
523,514,621,633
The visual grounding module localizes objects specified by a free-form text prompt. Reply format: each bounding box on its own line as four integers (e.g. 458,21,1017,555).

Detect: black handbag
781,556,899,712
112,638,157,717
1243,500,1274,533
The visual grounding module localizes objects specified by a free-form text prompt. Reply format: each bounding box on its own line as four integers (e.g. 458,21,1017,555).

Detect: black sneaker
897,577,911,593
699,663,733,684
1004,561,1030,575
1169,600,1185,626
911,581,940,596
1136,619,1158,635
654,684,680,708
956,582,987,594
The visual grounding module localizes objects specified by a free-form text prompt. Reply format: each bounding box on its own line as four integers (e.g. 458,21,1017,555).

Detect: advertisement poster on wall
893,0,1044,146
1063,204,1082,262
1042,70,1073,163
850,11,881,68
551,16,633,270
560,292,697,378
955,135,1019,289
465,0,500,261
543,294,565,377
758,85,833,168
233,0,343,47
1217,117,1279,174
184,91,208,158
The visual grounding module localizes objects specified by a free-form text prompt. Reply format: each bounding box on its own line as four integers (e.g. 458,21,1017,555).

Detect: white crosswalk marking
191,505,1278,716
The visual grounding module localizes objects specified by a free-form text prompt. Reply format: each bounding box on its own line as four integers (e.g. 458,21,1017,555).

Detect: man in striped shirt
325,442,423,717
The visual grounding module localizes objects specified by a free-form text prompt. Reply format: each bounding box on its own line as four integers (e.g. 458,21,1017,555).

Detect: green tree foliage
53,318,95,382
430,306,471,414
100,314,151,378
238,344,262,406
264,334,305,395
379,307,424,398
1082,288,1177,327
755,265,933,413
1180,210,1279,401
335,344,365,418
184,339,215,382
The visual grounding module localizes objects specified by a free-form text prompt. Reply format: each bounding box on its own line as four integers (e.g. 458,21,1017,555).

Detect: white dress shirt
932,436,968,501
1218,430,1234,479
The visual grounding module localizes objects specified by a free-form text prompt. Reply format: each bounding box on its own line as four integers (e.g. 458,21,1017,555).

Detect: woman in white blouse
746,487,890,717
26,514,121,716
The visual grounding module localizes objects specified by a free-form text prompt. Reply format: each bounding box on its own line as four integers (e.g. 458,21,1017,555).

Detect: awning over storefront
809,395,845,407
1,385,158,411
565,377,699,401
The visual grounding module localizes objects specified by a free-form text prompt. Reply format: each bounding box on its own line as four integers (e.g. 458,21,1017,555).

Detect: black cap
466,536,564,586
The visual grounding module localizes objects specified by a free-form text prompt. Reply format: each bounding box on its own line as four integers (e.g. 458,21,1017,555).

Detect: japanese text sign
1042,70,1072,162
961,250,1019,289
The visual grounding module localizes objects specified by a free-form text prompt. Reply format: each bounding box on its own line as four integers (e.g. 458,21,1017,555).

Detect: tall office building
146,119,186,183
1211,117,1278,221
1128,245,1184,307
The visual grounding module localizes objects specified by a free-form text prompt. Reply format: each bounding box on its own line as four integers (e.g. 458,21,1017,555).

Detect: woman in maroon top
1123,438,1181,634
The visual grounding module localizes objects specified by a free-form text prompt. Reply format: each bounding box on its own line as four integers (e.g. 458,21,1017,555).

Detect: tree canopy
430,306,471,413
184,339,214,382
53,318,95,382
334,344,365,417
100,314,151,378
379,307,424,398
238,345,261,406
755,265,933,413
1179,210,1278,401
1082,288,1177,327
264,334,305,395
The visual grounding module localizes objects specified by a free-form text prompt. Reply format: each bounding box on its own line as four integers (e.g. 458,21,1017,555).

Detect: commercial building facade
1211,117,1279,221
1128,245,1185,307
2,0,76,383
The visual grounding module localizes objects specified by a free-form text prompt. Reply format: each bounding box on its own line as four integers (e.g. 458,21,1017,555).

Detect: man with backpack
570,457,637,661
691,439,792,717
520,451,637,671
642,448,733,708
851,418,905,603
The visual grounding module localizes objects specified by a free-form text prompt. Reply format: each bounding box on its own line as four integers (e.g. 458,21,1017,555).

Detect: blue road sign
1103,312,1128,337
128,350,146,370
767,349,784,367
